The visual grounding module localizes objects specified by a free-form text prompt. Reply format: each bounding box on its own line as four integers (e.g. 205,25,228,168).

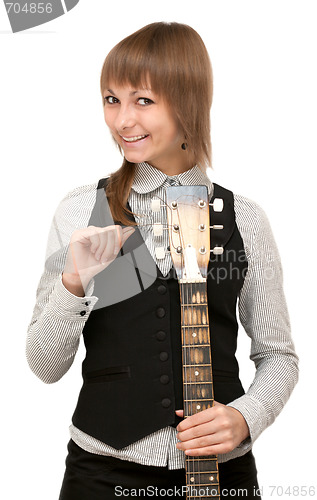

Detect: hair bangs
100,31,167,98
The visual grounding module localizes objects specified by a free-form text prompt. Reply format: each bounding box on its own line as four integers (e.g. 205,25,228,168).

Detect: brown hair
100,22,213,225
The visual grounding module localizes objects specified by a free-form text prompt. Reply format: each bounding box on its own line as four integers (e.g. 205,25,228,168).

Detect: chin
124,153,148,164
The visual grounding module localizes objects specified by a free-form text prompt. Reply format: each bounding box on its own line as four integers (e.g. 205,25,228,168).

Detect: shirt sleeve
227,196,299,443
26,184,99,384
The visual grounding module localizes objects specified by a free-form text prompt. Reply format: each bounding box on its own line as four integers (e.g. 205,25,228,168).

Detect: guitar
159,185,223,499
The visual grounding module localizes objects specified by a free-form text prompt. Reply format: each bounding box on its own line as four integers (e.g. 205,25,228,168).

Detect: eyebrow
107,88,151,96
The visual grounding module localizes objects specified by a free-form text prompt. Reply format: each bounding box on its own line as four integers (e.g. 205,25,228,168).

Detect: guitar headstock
165,185,210,282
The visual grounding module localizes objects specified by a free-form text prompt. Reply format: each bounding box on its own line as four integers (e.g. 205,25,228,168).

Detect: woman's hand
63,225,135,292
175,401,249,456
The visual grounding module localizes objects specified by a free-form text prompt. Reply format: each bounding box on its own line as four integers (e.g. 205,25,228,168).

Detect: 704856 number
269,486,315,496
5,3,53,14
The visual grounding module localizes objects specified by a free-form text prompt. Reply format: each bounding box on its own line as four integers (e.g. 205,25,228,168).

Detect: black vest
72,180,248,449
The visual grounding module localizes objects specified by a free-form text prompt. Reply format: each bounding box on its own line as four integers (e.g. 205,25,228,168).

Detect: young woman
26,22,299,499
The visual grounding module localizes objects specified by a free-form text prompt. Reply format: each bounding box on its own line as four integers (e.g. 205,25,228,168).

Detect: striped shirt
26,162,299,469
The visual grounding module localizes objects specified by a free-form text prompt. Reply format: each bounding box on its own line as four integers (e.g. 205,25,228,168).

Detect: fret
185,461,218,472
183,328,210,345
184,402,213,413
183,366,213,383
183,381,212,384
181,303,208,306
179,286,208,304
186,474,219,484
183,363,211,367
183,382,214,401
184,398,214,402
182,324,210,328
183,363,211,368
186,471,219,475
183,344,211,347
182,317,208,326
186,458,218,462
182,349,212,364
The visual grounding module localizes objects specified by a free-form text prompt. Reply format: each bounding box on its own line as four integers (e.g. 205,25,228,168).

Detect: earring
181,143,187,150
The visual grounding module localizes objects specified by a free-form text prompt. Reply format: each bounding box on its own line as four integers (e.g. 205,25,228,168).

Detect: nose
114,102,136,132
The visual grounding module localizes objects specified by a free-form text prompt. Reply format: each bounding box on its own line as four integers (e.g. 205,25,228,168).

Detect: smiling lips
121,134,149,143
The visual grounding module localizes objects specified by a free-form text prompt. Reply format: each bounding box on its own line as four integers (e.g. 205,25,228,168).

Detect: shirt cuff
49,274,99,320
227,394,268,444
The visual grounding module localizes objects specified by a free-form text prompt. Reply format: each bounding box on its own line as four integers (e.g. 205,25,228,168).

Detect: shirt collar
131,162,213,197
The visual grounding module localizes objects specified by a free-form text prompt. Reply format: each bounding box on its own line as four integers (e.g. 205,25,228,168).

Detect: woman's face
103,83,190,174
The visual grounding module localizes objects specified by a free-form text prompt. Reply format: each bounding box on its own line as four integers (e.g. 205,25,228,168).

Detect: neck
147,157,195,176
143,144,196,175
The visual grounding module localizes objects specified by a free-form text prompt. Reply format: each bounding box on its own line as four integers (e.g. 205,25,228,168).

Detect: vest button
161,398,171,408
156,307,166,318
156,331,166,341
157,285,167,294
160,374,170,384
79,310,86,316
159,351,169,361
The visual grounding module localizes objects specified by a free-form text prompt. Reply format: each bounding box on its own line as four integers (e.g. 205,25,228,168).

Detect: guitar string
170,199,190,494
168,192,220,498
176,198,200,497
190,283,196,496
183,280,190,496
185,280,191,497
164,195,192,495
174,199,192,496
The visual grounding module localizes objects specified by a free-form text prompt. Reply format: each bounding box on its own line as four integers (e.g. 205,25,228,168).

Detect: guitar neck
163,184,223,498
180,280,220,499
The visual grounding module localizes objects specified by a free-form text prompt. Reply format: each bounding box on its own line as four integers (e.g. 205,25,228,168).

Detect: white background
0,1,316,498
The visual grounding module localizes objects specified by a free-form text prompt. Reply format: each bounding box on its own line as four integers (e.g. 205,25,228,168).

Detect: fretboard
180,280,220,499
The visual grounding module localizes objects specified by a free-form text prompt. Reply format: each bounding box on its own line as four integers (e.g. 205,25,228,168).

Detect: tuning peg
211,246,224,255
210,225,224,230
210,198,224,212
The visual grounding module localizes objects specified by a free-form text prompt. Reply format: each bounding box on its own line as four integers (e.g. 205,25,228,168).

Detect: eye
137,97,154,106
104,95,119,104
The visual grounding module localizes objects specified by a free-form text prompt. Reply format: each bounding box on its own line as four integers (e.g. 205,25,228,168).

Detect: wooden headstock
165,186,210,282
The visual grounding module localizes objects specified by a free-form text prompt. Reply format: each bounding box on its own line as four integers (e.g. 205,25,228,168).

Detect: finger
182,442,230,456
99,227,116,263
176,406,215,432
176,429,228,452
93,229,110,261
72,226,101,253
121,226,135,244
177,420,216,443
175,409,184,417
213,401,223,407
114,225,123,254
